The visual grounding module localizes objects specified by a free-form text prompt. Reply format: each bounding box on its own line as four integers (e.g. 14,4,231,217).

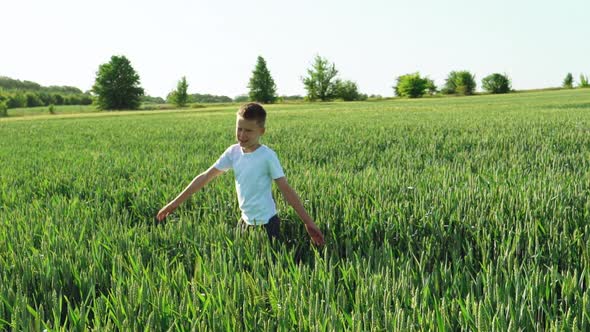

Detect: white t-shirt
213,144,285,225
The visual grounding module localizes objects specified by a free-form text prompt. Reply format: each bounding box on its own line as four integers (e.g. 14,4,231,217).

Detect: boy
156,103,325,246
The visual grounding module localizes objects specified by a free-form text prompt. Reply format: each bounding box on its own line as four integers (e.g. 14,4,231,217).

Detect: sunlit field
2,104,99,117
1,89,589,330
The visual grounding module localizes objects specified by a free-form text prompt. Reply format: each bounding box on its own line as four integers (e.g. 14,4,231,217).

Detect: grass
3,104,99,117
3,102,234,119
1,89,590,330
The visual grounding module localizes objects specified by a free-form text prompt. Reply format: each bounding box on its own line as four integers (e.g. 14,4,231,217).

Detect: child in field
156,103,325,246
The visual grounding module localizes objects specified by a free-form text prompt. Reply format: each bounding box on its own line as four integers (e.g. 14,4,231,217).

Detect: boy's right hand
304,221,325,246
156,203,176,222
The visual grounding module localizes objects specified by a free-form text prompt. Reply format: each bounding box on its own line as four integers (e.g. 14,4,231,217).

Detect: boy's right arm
156,166,224,221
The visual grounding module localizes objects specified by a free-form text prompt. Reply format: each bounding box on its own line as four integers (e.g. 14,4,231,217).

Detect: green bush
183,93,233,103
25,92,44,107
393,73,429,98
67,94,92,106
52,93,65,105
334,80,363,101
38,92,56,106
80,94,94,105
425,78,437,95
442,70,476,95
482,73,512,94
7,92,27,108
141,95,166,104
234,95,249,103
0,100,7,117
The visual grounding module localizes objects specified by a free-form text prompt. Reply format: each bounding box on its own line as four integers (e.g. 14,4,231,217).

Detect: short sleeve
213,146,233,171
268,150,285,180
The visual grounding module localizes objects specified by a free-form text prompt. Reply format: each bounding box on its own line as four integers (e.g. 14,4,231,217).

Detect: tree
169,76,189,107
0,100,7,117
0,75,91,107
579,74,590,88
334,80,363,101
53,94,64,105
302,55,339,101
248,56,277,104
7,92,26,108
92,55,144,110
0,76,42,90
393,73,429,98
482,73,512,94
234,94,249,103
141,95,166,104
563,73,574,89
425,78,437,95
442,70,476,95
25,92,44,107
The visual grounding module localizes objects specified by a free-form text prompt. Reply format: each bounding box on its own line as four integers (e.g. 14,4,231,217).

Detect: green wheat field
1,89,589,331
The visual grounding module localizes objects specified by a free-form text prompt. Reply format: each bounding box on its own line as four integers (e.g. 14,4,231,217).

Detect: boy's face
236,116,265,151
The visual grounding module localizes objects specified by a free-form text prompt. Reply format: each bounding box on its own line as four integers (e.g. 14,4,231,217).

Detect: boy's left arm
274,177,325,246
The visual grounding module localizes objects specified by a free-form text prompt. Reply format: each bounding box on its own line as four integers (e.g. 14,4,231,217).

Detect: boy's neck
241,143,261,153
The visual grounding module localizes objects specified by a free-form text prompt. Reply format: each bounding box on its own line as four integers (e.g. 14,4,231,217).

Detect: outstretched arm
157,166,224,221
274,177,325,246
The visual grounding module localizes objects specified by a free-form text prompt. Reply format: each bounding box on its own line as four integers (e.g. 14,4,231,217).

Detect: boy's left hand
304,221,325,246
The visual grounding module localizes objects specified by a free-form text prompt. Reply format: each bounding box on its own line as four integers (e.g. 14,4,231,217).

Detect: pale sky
2,0,589,98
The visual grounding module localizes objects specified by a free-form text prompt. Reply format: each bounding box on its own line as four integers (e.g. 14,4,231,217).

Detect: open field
2,104,100,117
1,89,590,330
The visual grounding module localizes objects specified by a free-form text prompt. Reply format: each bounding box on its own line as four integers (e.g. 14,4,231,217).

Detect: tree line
392,71,590,98
2,55,588,114
135,54,590,110
562,73,590,89
0,76,93,111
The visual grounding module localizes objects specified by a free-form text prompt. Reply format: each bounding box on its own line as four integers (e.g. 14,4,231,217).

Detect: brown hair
237,103,266,127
